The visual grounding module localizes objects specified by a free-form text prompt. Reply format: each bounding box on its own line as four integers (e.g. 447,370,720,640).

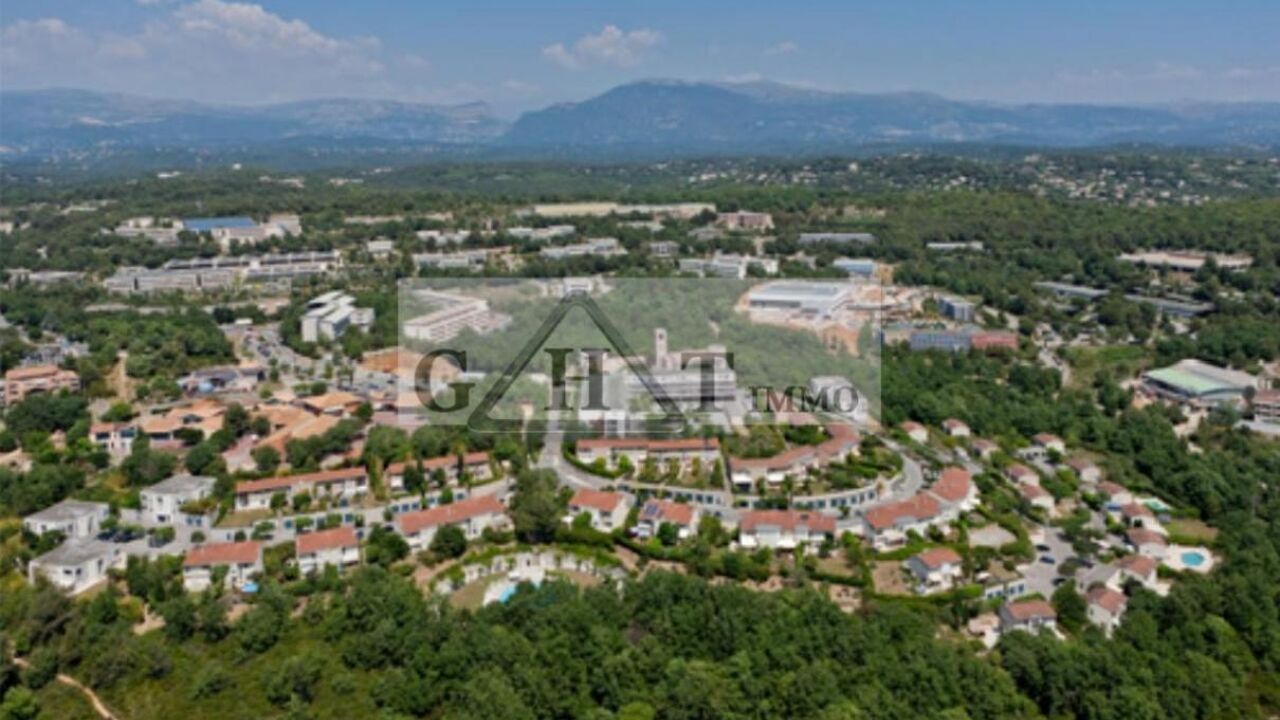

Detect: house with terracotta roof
998,599,1057,635
726,423,859,491
576,437,721,470
900,421,928,443
1115,554,1161,591
234,466,369,510
928,467,978,517
299,391,364,417
1019,483,1055,514
862,493,942,550
970,438,999,459
1096,481,1133,507
296,526,360,574
1033,433,1066,455
183,540,263,591
738,509,836,550
1125,528,1168,559
90,422,137,456
905,547,964,594
942,419,970,438
138,398,226,446
1086,586,1127,635
3,364,79,406
1005,463,1039,485
395,494,508,551
1065,457,1102,484
1114,502,1164,534
633,499,700,540
565,489,632,532
384,452,494,492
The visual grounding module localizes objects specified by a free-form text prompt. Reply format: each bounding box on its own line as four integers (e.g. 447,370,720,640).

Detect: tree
364,525,409,567
0,686,39,720
159,594,197,642
253,445,281,473
429,524,467,560
403,461,425,498
508,469,562,543
1051,580,1087,634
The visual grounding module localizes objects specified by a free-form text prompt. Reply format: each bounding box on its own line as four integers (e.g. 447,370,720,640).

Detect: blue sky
2,0,1277,115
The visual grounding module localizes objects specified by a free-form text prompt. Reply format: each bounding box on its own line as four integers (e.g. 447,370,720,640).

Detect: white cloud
0,1,434,103
764,40,799,57
542,25,663,70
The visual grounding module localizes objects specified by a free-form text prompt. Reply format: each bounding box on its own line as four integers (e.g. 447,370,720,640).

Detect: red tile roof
1116,554,1157,578
1098,481,1128,498
739,509,836,534
864,493,941,531
1086,586,1127,615
387,452,492,477
1019,483,1051,501
568,489,627,513
1004,599,1056,621
1126,528,1167,547
577,437,720,453
641,499,696,527
235,466,367,496
184,540,262,567
914,547,962,569
930,467,973,503
395,494,505,535
296,526,358,555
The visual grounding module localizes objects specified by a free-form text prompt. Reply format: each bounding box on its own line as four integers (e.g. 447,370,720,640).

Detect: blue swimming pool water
1181,551,1206,567
498,581,541,603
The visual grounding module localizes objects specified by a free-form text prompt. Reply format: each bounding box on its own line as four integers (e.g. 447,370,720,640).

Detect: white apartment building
29,540,124,595
140,474,217,526
22,499,110,539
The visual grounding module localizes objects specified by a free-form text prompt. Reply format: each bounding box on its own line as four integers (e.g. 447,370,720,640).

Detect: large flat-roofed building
832,258,877,278
415,249,490,271
799,232,877,246
539,237,625,259
403,290,510,343
4,364,80,405
1124,295,1214,318
715,211,774,232
507,225,575,242
744,281,854,317
301,292,374,343
1142,359,1261,407
679,254,778,279
1119,250,1253,273
939,296,975,323
1033,281,1109,301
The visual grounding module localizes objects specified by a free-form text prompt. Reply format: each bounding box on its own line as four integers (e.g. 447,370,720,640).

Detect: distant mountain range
4,82,1280,162
0,88,505,155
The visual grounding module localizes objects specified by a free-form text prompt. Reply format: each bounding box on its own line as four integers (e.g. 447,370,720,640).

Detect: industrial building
744,281,855,317
1142,359,1261,407
301,292,375,344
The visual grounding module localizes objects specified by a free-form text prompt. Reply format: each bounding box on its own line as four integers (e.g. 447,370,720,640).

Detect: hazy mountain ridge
3,83,1280,161
502,80,1280,150
0,89,508,154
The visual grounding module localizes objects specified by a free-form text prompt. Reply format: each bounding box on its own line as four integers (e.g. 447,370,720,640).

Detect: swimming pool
1181,551,1206,568
496,580,542,604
